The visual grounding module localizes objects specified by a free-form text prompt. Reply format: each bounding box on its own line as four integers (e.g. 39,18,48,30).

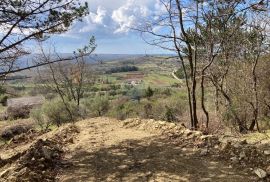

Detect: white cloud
89,6,107,24
61,0,161,37
111,0,152,33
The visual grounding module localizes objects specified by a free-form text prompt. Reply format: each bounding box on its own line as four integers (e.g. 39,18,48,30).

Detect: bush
107,97,130,120
144,86,154,98
30,108,51,131
0,124,33,140
106,65,139,74
164,106,176,122
128,88,143,102
83,96,109,117
7,105,33,120
89,86,99,92
44,93,56,100
142,103,153,118
0,94,8,106
42,100,79,126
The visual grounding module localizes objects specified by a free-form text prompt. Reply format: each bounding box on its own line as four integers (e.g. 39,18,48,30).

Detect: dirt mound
121,118,270,180
0,124,80,182
0,139,63,182
219,141,270,172
122,118,186,135
122,118,219,147
0,124,33,141
52,124,80,145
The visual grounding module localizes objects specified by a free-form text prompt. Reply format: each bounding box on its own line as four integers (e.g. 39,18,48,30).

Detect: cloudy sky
52,0,168,54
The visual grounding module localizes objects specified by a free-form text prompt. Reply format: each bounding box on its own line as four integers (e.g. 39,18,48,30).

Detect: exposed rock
264,150,270,156
266,166,270,175
0,167,14,178
239,151,246,160
41,145,53,160
254,168,267,179
239,139,247,145
230,156,238,163
200,148,208,156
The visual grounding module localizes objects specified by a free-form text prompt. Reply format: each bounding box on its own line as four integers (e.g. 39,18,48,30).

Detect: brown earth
0,117,268,182
56,118,257,182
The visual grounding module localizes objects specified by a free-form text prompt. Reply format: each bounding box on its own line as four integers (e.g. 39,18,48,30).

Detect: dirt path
172,70,182,83
57,118,255,182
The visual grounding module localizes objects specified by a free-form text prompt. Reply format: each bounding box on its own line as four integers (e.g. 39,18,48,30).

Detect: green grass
144,73,179,87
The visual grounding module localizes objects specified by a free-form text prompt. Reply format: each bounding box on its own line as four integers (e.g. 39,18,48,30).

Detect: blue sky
51,0,169,54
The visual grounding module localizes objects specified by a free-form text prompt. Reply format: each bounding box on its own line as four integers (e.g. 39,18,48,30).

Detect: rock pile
122,118,186,136
0,139,63,181
0,125,80,182
122,118,219,147
52,124,80,145
0,124,33,141
121,118,270,180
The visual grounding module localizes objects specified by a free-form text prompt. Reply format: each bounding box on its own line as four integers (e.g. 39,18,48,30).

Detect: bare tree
136,0,268,131
36,37,96,121
0,0,89,79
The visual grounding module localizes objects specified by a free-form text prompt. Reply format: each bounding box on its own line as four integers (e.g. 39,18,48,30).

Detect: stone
200,149,208,156
158,121,166,125
239,139,247,145
183,129,193,138
221,142,231,151
230,157,238,163
193,131,203,137
233,143,241,149
118,165,128,170
266,166,270,175
0,168,11,178
254,168,267,179
239,151,246,160
42,146,53,160
263,150,270,155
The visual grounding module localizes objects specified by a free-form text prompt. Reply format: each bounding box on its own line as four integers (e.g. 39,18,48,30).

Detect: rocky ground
0,117,269,182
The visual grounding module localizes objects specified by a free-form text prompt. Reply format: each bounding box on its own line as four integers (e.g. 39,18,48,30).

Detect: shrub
42,100,79,127
142,103,153,118
83,96,109,117
128,88,143,102
107,97,130,120
30,108,51,131
44,93,56,100
164,106,176,122
7,105,33,120
0,94,8,106
106,65,139,74
109,90,117,96
0,124,33,140
145,86,154,98
89,86,99,92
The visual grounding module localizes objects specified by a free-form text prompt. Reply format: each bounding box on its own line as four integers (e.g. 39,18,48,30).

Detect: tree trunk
201,71,209,128
249,55,260,132
215,87,219,113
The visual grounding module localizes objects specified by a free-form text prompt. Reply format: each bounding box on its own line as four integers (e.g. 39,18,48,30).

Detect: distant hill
16,53,175,68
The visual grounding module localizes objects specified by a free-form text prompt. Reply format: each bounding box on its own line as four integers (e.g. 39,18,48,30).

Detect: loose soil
55,118,257,182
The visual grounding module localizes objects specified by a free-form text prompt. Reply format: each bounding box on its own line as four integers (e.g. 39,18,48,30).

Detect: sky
51,0,169,54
